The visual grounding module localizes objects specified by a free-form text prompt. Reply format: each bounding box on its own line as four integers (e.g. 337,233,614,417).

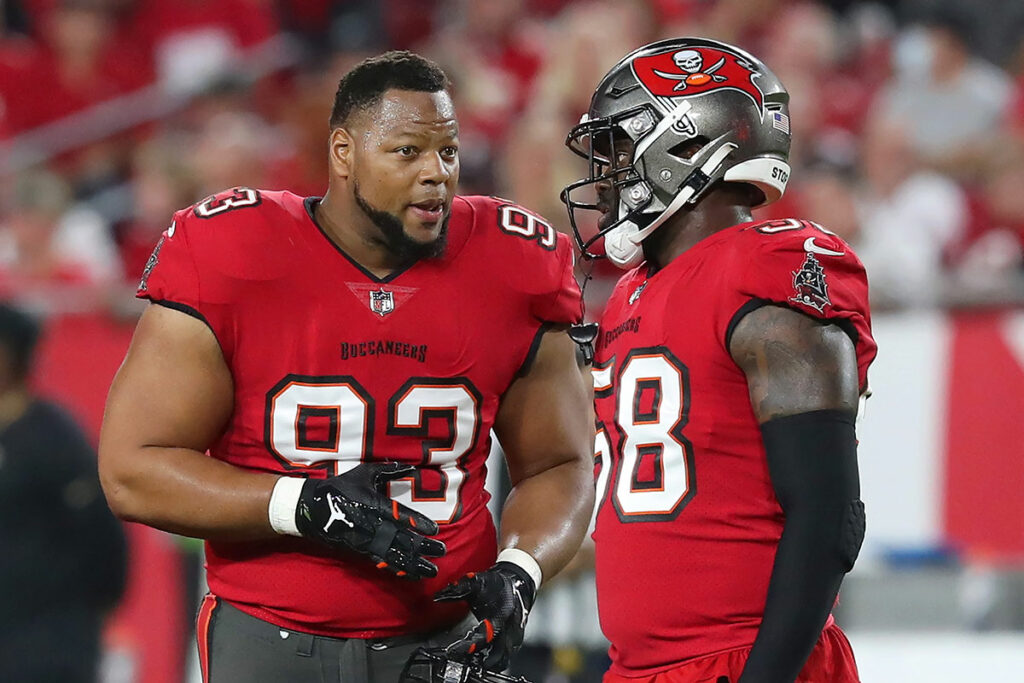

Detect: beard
353,181,449,263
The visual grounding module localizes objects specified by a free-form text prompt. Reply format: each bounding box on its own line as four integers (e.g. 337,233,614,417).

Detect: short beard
353,181,449,263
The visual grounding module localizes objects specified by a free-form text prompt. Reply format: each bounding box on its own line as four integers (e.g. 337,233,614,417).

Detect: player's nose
418,152,452,185
595,176,615,205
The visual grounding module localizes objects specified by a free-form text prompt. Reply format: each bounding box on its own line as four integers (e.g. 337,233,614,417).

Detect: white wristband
268,477,305,536
497,548,543,590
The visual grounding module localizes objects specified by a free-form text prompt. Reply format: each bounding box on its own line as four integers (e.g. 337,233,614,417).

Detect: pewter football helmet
561,37,793,268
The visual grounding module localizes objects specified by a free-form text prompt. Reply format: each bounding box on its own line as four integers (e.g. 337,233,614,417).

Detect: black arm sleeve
737,409,865,683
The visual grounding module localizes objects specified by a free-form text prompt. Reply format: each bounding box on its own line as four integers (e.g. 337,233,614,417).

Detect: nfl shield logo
369,288,395,317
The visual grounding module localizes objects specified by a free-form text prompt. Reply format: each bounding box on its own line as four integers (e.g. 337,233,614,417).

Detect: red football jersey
137,189,580,638
591,218,876,676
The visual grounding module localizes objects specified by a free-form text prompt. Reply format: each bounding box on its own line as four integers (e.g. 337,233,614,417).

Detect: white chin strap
605,141,739,269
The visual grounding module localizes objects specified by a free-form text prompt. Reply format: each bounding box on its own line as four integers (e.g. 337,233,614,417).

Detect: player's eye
396,146,418,158
441,146,458,160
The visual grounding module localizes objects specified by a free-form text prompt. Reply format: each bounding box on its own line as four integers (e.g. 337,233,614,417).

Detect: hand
434,562,537,670
295,462,446,579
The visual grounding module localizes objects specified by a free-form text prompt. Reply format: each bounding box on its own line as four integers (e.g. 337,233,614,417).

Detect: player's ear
328,127,354,179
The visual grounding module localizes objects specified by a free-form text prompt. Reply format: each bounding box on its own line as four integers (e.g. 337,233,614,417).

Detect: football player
560,38,877,682
99,51,594,683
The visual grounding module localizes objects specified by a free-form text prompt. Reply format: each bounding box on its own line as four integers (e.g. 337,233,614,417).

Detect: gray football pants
196,595,473,683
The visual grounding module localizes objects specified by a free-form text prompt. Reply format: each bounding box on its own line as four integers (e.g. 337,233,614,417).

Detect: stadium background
3,0,1024,680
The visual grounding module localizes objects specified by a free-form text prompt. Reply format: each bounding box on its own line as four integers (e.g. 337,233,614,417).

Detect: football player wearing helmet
99,51,595,683
562,38,877,682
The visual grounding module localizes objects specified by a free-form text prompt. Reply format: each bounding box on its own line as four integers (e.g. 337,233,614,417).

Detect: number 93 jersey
137,189,580,638
591,219,877,676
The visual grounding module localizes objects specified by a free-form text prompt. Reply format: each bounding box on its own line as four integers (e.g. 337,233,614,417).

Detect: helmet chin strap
605,141,739,269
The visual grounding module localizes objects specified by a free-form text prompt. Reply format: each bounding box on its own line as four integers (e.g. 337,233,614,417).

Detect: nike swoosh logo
804,237,845,256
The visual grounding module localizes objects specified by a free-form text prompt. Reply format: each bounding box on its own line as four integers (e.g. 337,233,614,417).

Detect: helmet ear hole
747,184,767,206
721,181,766,207
667,136,710,161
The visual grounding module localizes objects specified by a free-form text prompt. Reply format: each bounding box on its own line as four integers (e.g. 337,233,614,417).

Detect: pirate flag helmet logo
631,45,766,118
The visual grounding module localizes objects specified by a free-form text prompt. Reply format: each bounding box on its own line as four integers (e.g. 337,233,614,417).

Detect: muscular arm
733,305,859,421
98,304,279,540
492,326,595,582
729,305,862,683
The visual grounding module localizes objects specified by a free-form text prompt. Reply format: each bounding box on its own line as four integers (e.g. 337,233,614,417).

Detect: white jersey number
605,350,696,522
193,187,261,218
266,375,480,523
497,204,556,250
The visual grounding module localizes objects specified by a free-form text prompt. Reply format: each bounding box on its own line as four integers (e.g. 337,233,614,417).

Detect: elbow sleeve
761,409,865,571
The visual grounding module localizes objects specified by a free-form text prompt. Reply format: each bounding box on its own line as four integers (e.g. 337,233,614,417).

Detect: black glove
295,462,446,579
434,562,537,670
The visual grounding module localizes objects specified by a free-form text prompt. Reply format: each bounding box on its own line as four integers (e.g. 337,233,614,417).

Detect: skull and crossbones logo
655,50,728,91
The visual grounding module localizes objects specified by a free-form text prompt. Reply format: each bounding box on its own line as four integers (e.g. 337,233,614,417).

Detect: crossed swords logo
653,50,728,92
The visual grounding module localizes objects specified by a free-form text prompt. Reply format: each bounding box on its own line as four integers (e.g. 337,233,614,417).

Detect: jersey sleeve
136,208,200,309
135,202,237,359
532,231,583,325
479,196,582,326
724,222,877,390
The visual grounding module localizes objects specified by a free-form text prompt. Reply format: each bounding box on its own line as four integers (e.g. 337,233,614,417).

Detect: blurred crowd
2,0,1024,317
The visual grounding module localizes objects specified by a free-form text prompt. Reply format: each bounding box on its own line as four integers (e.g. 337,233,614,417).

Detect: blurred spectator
877,7,1013,179
280,0,387,57
0,1,33,137
794,163,861,244
129,0,277,96
508,0,654,219
818,3,894,137
0,303,127,682
191,110,277,196
0,169,123,297
419,0,550,194
1,0,152,137
758,2,839,168
949,140,1024,289
383,0,440,51
854,116,967,306
1008,32,1024,136
277,0,386,59
680,0,781,53
1,0,31,36
116,135,197,283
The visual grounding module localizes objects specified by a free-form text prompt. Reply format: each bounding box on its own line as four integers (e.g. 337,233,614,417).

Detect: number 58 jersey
137,189,581,638
591,219,876,676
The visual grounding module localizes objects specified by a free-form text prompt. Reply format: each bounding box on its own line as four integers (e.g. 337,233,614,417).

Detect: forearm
100,444,280,541
738,511,848,683
498,456,594,581
739,410,863,683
